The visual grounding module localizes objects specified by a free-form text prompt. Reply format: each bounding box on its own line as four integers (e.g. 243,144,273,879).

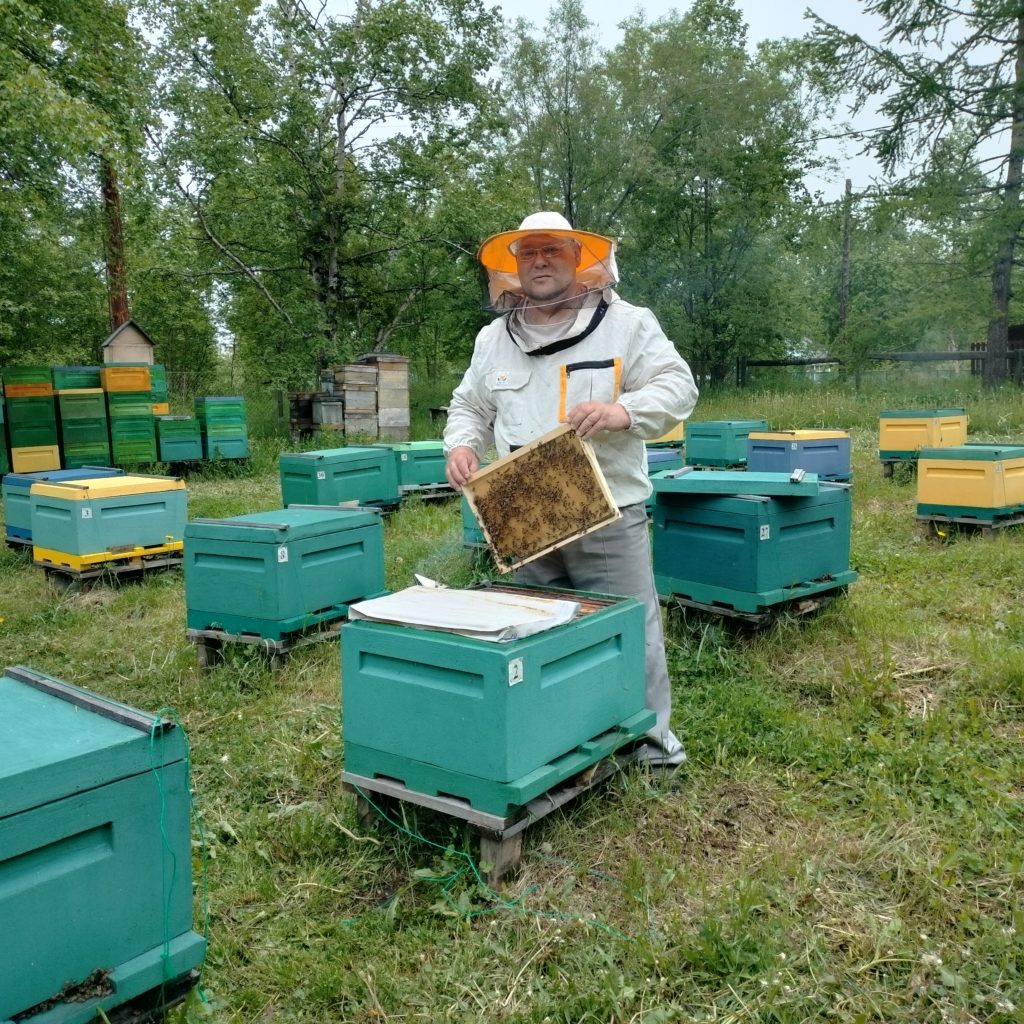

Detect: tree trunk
100,156,130,331
984,14,1024,388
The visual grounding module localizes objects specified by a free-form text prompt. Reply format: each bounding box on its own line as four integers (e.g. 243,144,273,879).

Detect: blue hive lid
185,505,380,543
2,466,124,493
0,666,185,820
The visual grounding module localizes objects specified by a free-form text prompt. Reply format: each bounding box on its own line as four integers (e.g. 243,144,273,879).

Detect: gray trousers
515,503,684,761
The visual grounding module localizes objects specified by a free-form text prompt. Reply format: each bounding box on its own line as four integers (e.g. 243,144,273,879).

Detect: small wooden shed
102,319,155,365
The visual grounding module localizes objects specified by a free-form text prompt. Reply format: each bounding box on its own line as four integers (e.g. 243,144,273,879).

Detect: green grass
1,388,1022,1023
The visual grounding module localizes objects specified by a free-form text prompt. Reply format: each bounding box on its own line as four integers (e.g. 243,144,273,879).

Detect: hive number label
401,453,409,461
508,658,524,686
759,524,770,541
316,470,326,480
791,442,798,449
277,546,289,563
81,508,93,519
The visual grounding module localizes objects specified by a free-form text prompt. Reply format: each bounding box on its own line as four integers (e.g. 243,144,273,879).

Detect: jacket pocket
487,368,531,427
560,358,621,420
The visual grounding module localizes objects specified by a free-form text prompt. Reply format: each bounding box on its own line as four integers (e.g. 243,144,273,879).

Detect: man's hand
566,401,631,440
446,445,479,490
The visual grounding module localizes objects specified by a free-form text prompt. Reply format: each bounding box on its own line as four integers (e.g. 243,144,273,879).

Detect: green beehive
57,389,107,420
30,475,187,561
52,366,102,390
203,434,250,460
374,440,448,490
107,391,154,419
185,506,385,639
280,447,400,507
110,418,157,465
195,395,246,424
461,492,486,547
6,397,58,448
652,471,858,612
0,666,205,1023
2,366,51,386
149,364,168,402
684,419,768,467
341,584,651,814
157,416,203,461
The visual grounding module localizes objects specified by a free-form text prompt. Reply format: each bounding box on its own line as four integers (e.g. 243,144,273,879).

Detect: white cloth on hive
347,585,579,642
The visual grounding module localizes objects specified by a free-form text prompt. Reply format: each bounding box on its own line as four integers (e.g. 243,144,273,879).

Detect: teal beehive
652,471,857,612
29,475,187,559
0,666,205,1023
375,440,448,491
341,584,650,814
279,447,400,507
157,416,203,461
3,468,124,544
684,419,768,467
184,506,385,639
461,492,486,547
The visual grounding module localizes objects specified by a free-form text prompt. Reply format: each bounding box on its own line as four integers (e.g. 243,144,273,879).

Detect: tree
807,1,1024,387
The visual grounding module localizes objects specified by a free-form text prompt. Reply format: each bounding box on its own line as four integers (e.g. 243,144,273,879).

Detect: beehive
156,416,203,462
109,418,157,466
461,492,486,547
684,419,769,467
3,468,124,544
100,364,151,393
916,444,1024,518
6,396,58,448
341,583,650,814
878,408,968,460
652,471,857,612
10,445,61,473
30,475,187,566
194,397,249,459
52,366,102,390
462,424,620,573
647,421,685,445
746,430,852,480
279,447,399,507
184,507,385,639
0,665,205,1022
375,440,448,490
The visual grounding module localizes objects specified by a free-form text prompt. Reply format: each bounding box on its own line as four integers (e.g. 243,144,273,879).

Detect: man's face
515,233,581,305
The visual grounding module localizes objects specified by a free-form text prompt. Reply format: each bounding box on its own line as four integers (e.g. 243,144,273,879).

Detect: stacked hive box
30,474,187,572
4,367,60,472
684,419,769,467
0,397,7,475
149,363,169,415
341,584,653,815
194,396,249,459
747,430,852,481
644,444,685,514
156,415,203,462
184,506,386,639
878,408,968,465
916,444,1024,520
0,665,205,1023
279,447,399,507
3,467,124,545
361,352,410,441
652,470,858,613
339,364,378,438
102,364,156,465
57,387,111,468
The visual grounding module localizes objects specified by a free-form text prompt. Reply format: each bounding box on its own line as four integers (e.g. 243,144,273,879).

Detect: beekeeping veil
478,211,619,312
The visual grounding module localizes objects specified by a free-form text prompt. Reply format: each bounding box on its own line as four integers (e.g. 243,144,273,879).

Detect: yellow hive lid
748,430,849,440
30,475,185,499
56,387,105,395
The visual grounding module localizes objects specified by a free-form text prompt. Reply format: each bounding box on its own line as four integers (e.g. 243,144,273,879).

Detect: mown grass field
1,382,1022,1023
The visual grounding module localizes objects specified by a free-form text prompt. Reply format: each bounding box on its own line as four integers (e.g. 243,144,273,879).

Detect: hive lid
918,443,1024,461
652,468,826,496
186,505,380,542
879,407,967,418
748,430,849,440
56,387,105,396
688,419,769,429
280,446,384,465
29,474,185,499
373,440,444,453
0,666,186,820
2,467,124,491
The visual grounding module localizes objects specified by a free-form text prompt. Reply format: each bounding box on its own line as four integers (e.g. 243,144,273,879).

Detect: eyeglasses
515,242,569,263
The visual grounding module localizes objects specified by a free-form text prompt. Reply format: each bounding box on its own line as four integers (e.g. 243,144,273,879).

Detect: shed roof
101,319,156,350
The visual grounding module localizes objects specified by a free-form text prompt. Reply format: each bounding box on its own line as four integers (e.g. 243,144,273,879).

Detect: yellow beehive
152,401,170,415
10,445,61,473
917,445,1024,511
879,408,968,457
100,365,152,392
647,422,685,444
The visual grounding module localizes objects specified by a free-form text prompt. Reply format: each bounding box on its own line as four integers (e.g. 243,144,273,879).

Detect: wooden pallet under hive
462,424,620,573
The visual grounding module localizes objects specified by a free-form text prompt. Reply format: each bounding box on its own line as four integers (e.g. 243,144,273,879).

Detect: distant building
102,320,155,365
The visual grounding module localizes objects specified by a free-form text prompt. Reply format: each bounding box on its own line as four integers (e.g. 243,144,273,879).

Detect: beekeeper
444,211,699,769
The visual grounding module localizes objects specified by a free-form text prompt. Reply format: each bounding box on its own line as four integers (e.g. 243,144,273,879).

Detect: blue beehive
2,467,125,544
652,470,857,612
746,430,852,481
184,506,386,639
684,420,768,467
0,666,205,1023
279,447,400,507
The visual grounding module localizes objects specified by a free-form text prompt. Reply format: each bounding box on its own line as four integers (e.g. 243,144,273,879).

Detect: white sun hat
478,211,619,309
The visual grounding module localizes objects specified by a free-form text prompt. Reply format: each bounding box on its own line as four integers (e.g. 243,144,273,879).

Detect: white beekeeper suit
445,212,699,766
